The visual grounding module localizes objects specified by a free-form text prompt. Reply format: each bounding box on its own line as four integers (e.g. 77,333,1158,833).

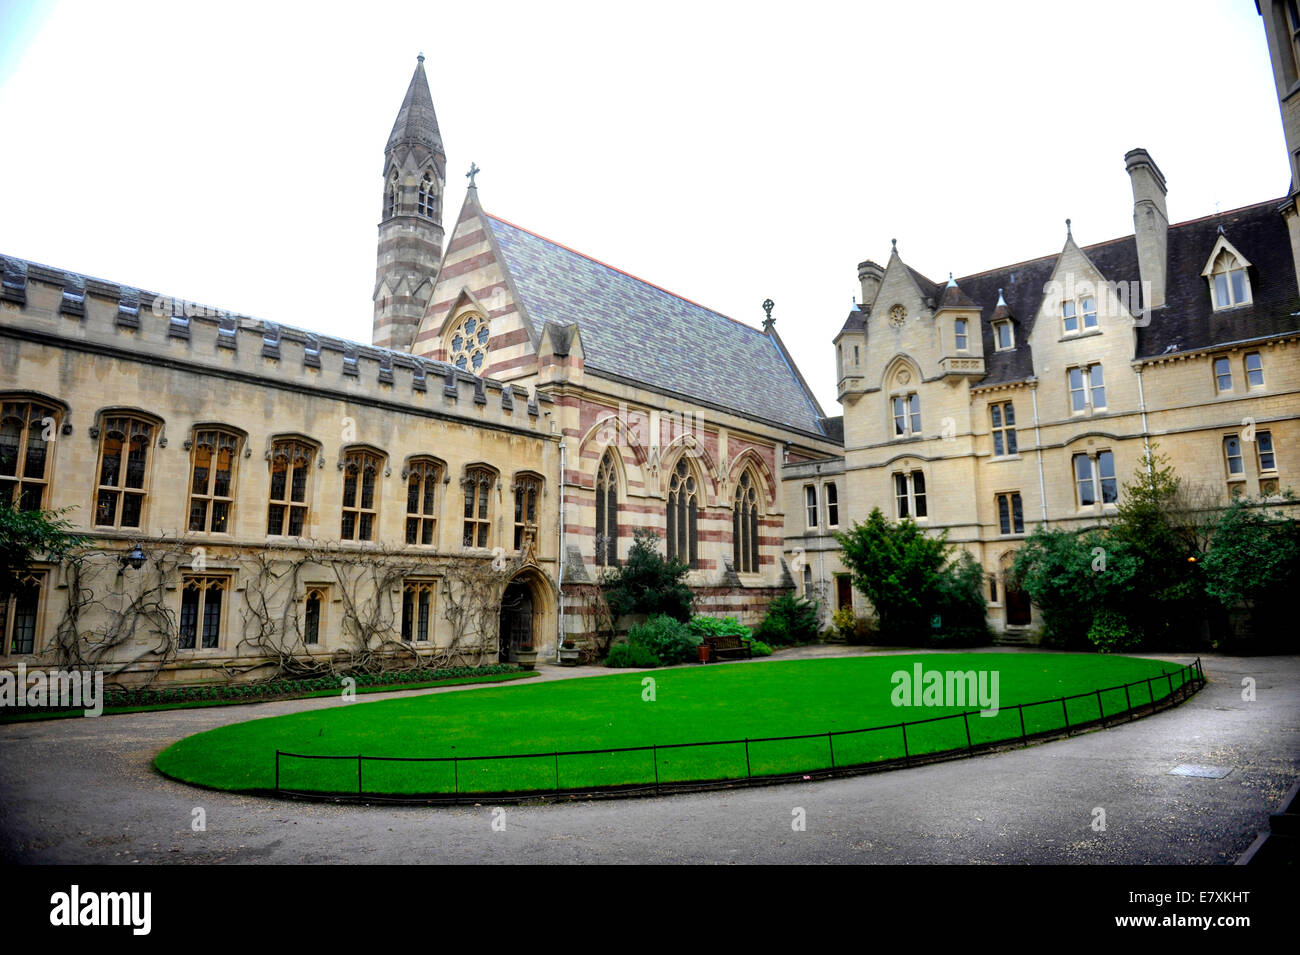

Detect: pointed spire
388,55,444,155
992,287,1014,322
946,272,956,287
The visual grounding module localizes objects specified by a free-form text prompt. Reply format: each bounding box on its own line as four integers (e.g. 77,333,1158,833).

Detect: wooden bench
702,633,752,662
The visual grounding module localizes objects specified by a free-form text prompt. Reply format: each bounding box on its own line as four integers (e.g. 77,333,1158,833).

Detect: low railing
272,658,1205,804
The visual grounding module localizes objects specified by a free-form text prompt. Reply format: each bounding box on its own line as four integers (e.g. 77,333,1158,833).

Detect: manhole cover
1169,764,1232,778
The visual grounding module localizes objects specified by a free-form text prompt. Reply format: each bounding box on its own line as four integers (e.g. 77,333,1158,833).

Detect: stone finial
762,298,775,329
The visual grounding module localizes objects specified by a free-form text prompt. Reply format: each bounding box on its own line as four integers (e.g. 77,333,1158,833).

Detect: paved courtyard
1,649,1295,864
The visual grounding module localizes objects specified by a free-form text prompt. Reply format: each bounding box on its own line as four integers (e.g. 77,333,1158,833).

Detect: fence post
1018,705,1027,746
453,756,459,795
901,724,910,766
1095,689,1104,726
1145,676,1153,707
357,755,363,797
554,752,560,793
1123,683,1133,722
274,750,280,792
1165,671,1174,702
962,711,973,754
744,739,752,779
1061,698,1070,736
652,745,659,795
827,732,835,770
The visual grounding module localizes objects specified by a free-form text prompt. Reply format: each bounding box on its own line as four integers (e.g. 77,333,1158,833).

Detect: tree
0,501,85,599
834,507,986,645
1201,494,1300,649
601,528,694,622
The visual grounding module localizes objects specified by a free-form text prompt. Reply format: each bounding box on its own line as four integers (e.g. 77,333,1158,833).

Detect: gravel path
1,648,1295,864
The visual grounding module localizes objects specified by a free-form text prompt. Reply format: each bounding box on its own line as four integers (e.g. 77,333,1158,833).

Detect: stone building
799,4,1300,638
0,56,838,685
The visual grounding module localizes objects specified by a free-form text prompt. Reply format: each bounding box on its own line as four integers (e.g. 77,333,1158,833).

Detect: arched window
418,173,435,217
513,473,542,551
385,171,398,218
732,470,759,574
267,438,316,537
341,448,383,541
462,466,495,548
303,588,325,646
594,451,619,567
405,457,441,545
1207,247,1251,310
187,429,239,534
94,414,156,529
446,313,490,372
666,459,698,569
1,398,58,510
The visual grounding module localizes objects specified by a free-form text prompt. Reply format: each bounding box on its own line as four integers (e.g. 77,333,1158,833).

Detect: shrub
831,606,856,641
602,529,695,622
605,641,662,668
1086,607,1141,653
747,639,773,657
688,615,750,639
627,614,700,665
755,594,819,646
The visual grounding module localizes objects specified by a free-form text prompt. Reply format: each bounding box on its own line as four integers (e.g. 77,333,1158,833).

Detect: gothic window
405,457,441,545
303,587,326,646
94,414,155,529
1,570,43,655
385,171,398,217
594,451,619,567
990,402,1018,456
267,438,316,537
447,313,490,373
1206,246,1251,310
178,575,226,650
462,466,495,548
401,579,436,643
187,429,239,534
732,470,760,574
0,398,57,510
341,448,383,541
418,173,435,218
513,472,542,551
666,459,698,568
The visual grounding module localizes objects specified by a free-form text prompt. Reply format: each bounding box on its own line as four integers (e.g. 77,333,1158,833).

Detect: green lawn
154,653,1197,796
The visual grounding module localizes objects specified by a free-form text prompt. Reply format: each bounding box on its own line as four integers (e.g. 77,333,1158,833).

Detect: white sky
0,0,1287,416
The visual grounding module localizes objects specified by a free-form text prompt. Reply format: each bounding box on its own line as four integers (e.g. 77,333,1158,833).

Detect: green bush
688,615,750,639
1086,607,1141,653
605,641,662,668
748,639,773,657
754,594,819,646
602,529,695,622
627,614,701,665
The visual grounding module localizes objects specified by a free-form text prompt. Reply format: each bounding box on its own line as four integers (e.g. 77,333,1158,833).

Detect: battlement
0,253,552,434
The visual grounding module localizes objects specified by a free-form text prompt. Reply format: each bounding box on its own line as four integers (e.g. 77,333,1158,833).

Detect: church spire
373,54,447,352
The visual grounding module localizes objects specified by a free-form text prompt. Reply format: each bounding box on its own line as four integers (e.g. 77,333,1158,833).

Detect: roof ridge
483,212,768,336
956,196,1286,286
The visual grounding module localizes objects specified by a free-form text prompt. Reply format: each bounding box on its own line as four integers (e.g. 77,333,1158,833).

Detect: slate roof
482,214,830,437
952,198,1299,386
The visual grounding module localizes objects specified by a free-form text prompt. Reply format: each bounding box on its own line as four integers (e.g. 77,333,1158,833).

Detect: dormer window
954,318,968,350
1202,236,1252,311
994,320,1014,350
1062,296,1097,335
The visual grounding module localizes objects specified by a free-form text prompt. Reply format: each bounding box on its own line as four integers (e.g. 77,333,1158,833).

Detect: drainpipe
1136,365,1153,474
556,438,566,663
1030,384,1048,525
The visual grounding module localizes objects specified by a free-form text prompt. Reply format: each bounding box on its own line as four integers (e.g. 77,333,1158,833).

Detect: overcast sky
0,0,1287,415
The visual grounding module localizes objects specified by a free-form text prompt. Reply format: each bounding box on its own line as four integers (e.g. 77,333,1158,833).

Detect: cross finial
466,162,480,188
762,299,775,327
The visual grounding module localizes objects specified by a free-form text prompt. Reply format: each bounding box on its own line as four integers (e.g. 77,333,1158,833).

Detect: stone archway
497,568,556,662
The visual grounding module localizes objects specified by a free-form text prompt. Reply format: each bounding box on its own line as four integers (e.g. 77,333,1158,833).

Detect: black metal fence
273,657,1205,804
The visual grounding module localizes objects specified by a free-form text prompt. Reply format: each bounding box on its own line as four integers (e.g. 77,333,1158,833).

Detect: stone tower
373,54,446,352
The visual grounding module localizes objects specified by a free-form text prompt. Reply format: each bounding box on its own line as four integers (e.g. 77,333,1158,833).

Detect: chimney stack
857,260,885,310
1125,148,1169,312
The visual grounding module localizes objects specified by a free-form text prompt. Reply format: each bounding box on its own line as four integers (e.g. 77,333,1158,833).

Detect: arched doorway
999,551,1032,627
499,581,534,662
